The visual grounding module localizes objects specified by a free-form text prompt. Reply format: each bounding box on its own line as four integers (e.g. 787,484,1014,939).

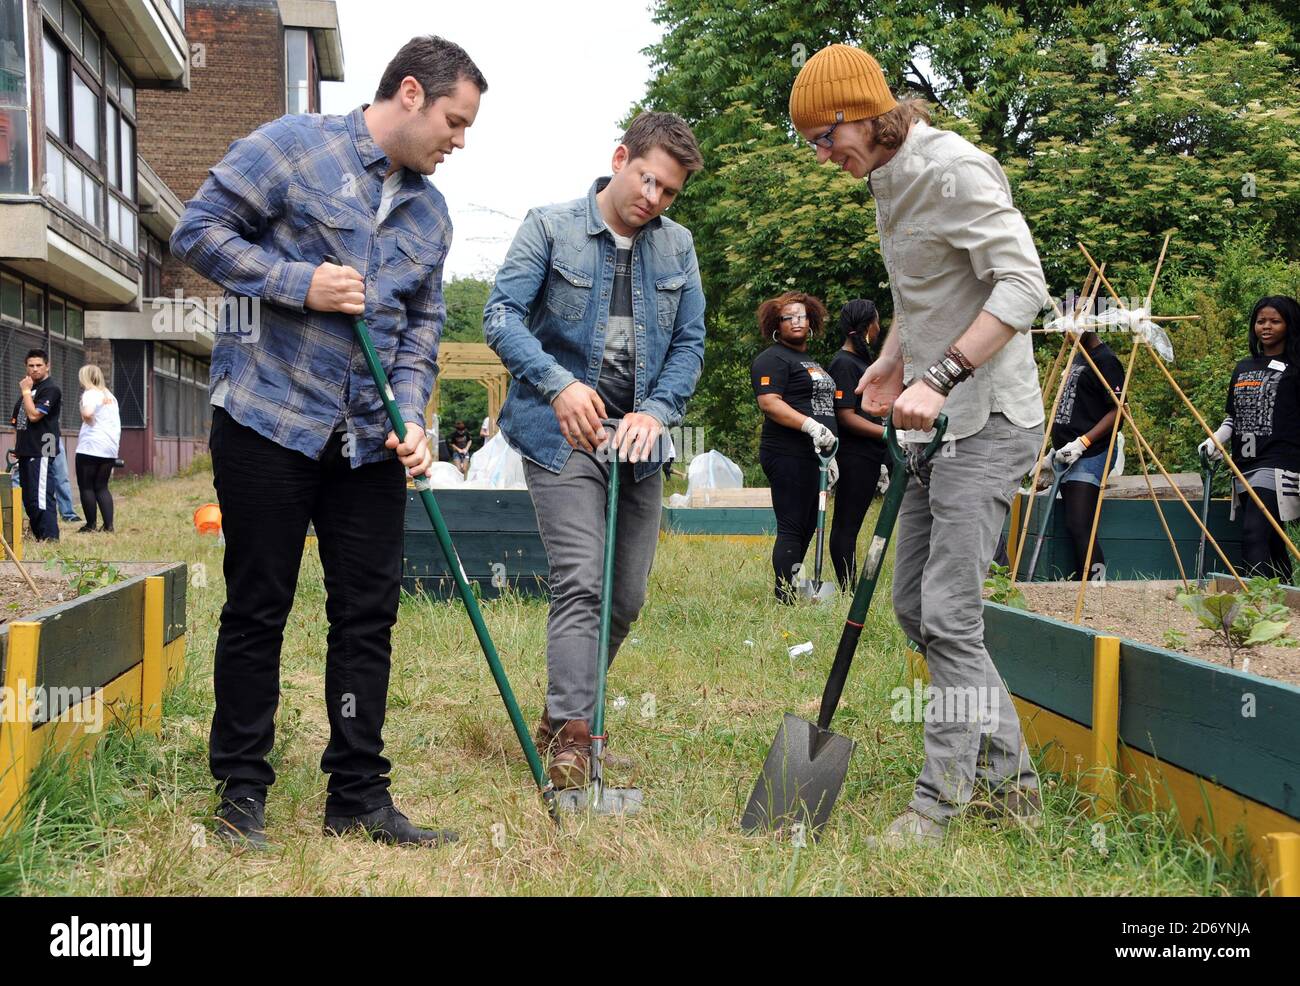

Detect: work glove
826,457,840,490
1199,424,1232,462
1054,438,1088,468
801,417,836,452
1033,451,1056,483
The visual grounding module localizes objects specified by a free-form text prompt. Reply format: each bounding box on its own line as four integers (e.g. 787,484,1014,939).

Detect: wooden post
1265,832,1300,897
9,486,21,562
141,577,165,733
0,621,40,833
1090,635,1121,816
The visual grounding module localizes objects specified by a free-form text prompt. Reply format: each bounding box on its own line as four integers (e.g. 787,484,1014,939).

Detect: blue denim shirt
484,177,706,482
170,106,450,467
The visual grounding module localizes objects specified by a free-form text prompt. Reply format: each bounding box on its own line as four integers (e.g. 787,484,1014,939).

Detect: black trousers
75,452,115,530
1239,487,1295,584
828,452,884,588
17,454,59,540
1061,480,1106,581
208,408,405,816
760,447,820,603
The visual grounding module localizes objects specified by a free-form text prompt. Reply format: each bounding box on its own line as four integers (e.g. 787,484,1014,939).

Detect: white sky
321,0,664,279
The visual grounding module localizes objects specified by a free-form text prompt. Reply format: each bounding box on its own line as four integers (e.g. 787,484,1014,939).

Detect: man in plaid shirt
172,36,486,850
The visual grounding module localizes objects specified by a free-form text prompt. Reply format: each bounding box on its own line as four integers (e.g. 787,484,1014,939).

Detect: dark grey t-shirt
596,232,637,418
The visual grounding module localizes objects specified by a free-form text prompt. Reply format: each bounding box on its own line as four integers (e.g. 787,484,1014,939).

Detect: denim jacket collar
585,176,663,237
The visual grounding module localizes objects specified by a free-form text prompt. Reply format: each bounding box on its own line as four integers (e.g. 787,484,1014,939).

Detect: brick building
1,0,343,479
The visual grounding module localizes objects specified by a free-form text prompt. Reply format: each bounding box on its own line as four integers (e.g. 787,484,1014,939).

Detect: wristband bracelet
945,346,976,375
1079,434,1092,449
922,368,952,397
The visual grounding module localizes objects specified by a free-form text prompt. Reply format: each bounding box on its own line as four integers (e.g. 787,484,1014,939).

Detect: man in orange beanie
791,44,1049,847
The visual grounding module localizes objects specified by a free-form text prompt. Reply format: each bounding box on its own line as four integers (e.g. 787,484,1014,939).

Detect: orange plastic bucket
193,503,223,535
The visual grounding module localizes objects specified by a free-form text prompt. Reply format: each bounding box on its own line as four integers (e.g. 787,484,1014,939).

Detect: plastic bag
685,449,743,498
425,462,467,488
465,432,528,489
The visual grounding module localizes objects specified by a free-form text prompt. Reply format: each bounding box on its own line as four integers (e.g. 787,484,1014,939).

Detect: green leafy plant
1175,577,1294,666
984,563,1028,610
43,557,121,598
1162,628,1187,650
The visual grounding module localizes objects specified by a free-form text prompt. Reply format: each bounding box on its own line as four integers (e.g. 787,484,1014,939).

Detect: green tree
436,277,492,449
638,0,1300,468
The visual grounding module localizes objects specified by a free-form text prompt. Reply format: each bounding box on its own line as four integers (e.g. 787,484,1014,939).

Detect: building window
285,28,318,115
24,281,43,328
0,0,32,195
0,271,20,322
141,232,163,298
39,1,134,247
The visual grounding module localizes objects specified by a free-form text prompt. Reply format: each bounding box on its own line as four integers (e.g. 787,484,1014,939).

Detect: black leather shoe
323,804,458,847
214,796,268,850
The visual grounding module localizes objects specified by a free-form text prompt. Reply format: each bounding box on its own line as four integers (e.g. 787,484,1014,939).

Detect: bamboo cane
0,529,38,597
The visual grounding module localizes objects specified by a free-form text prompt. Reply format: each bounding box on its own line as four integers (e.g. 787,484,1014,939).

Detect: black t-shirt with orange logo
1225,355,1300,473
827,348,887,464
751,342,838,457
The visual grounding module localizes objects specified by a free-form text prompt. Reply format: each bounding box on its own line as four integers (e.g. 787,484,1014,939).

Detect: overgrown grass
0,468,1261,896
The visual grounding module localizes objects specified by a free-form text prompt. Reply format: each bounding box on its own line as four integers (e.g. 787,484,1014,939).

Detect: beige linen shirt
870,121,1047,441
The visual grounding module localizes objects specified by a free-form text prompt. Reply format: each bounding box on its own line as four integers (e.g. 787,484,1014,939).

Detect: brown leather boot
534,709,557,762
548,719,592,790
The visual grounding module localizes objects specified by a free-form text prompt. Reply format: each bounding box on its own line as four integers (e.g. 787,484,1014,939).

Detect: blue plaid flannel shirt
171,105,449,467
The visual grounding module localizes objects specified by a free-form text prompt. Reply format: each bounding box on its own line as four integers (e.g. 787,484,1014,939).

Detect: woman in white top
75,364,121,533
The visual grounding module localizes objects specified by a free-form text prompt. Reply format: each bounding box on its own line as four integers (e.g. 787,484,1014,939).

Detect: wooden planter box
0,561,188,832
402,490,549,600
1005,493,1244,580
660,506,777,539
0,474,21,561
976,599,1300,894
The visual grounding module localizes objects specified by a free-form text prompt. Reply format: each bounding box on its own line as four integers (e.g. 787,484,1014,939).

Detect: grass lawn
0,462,1258,895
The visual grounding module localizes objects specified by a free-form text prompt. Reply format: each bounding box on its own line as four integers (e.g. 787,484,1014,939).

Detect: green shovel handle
324,255,554,816
884,413,948,467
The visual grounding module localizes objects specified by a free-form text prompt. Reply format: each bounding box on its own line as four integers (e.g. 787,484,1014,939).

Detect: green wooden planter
0,561,188,829
402,490,549,600
661,506,777,536
1006,495,1244,580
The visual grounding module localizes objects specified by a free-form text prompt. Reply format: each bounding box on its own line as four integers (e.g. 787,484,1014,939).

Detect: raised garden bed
0,561,188,832
1005,489,1244,581
976,592,1300,894
0,474,21,561
1015,579,1300,685
402,490,549,600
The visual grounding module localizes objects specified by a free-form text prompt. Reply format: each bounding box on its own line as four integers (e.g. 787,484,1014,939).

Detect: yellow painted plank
0,621,40,833
163,635,186,688
1265,833,1300,897
1091,636,1121,813
29,663,144,762
10,487,21,561
140,577,165,733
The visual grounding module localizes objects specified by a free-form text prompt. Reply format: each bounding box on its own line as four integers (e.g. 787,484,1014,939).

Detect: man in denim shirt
172,36,486,849
485,113,706,789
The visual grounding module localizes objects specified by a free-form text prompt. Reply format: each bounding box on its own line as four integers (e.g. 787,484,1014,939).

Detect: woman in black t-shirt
1200,296,1300,583
751,291,837,603
826,299,889,588
1046,331,1125,580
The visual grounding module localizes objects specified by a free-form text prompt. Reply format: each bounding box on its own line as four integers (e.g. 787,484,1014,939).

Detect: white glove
1199,424,1232,462
801,417,836,452
826,457,840,490
1054,438,1088,468
1034,452,1056,482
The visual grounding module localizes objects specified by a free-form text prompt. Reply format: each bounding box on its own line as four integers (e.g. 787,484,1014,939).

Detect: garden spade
796,439,840,604
327,256,557,822
557,433,643,815
741,414,948,838
1196,447,1220,588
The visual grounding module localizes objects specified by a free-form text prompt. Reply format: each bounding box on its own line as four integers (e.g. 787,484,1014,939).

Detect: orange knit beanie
789,43,897,130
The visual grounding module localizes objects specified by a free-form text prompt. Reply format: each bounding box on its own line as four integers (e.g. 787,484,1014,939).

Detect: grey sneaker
865,809,947,849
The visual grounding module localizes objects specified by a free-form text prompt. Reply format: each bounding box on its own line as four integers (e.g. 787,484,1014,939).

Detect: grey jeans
524,451,663,723
892,413,1042,822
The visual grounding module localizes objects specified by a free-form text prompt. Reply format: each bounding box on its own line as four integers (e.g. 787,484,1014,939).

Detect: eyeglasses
779,314,809,324
809,121,841,149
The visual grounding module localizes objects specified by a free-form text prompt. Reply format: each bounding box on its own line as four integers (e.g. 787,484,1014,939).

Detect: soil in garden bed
1010,580,1300,686
0,568,74,625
